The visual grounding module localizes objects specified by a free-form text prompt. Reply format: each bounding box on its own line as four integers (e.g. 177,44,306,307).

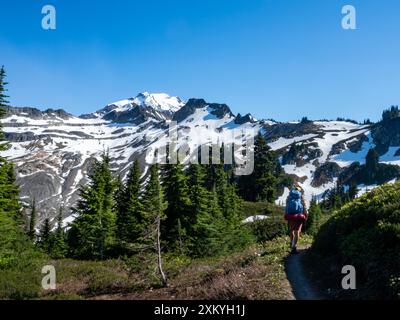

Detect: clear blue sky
1,0,400,121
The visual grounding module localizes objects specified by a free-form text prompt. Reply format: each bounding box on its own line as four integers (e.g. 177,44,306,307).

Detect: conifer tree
0,66,10,151
0,66,37,268
238,134,278,202
141,164,168,285
39,218,52,253
187,164,208,225
0,161,21,221
28,198,37,241
116,160,143,243
187,164,219,256
366,148,379,183
0,66,20,220
68,153,116,259
348,183,358,200
162,162,192,251
192,185,225,257
306,197,322,236
51,208,68,258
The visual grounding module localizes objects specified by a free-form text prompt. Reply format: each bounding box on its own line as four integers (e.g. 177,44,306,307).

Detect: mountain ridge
1,93,400,227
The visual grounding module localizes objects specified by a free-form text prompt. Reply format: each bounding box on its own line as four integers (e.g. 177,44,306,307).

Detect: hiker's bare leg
293,223,303,247
289,221,295,247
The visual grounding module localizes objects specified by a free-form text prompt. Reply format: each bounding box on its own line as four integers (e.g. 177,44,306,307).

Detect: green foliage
68,153,116,260
116,160,144,245
0,160,22,221
382,105,400,122
187,164,219,256
241,202,286,243
38,218,51,251
38,209,68,258
162,162,192,250
0,88,45,298
305,198,322,236
313,181,400,298
248,217,287,243
141,164,167,245
238,134,280,202
0,66,10,151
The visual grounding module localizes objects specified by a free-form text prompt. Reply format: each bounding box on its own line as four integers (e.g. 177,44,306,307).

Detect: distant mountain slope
1,93,400,226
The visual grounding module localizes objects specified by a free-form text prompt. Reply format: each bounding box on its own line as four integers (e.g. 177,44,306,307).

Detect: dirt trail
284,247,322,300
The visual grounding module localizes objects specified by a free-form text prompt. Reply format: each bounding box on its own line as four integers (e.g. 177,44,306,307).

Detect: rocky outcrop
234,113,256,125
312,162,342,187
264,121,321,142
5,106,73,120
173,99,207,122
282,143,323,167
330,134,369,156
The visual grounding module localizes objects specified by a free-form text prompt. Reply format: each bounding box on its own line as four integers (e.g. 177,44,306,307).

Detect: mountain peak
132,92,184,113
82,92,185,122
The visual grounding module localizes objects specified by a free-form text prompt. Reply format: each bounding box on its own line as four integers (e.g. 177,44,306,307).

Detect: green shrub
248,217,287,243
305,199,323,236
312,181,400,299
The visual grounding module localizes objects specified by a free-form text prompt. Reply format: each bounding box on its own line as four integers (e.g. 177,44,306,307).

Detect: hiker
284,183,308,254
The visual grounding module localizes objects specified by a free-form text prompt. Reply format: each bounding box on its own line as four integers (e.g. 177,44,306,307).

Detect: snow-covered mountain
1,92,400,226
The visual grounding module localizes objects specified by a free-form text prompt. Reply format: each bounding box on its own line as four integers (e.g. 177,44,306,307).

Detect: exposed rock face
263,121,321,142
329,133,369,156
281,143,323,167
235,113,256,125
172,99,208,122
312,162,342,187
5,106,73,120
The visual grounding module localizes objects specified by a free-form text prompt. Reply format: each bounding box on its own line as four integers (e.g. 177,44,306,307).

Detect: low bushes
311,182,400,299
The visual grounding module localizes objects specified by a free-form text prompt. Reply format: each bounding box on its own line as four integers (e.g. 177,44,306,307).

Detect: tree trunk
156,214,167,286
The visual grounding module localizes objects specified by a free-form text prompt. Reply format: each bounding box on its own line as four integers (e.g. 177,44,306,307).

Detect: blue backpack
285,189,304,215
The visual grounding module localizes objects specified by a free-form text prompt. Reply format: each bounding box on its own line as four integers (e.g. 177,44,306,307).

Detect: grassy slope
37,236,311,300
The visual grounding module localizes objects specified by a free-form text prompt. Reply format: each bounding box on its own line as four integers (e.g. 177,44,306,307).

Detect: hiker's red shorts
284,213,306,221
284,213,306,231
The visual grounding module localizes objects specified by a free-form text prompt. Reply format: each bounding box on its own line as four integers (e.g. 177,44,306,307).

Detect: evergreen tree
366,148,379,183
306,197,322,236
51,208,68,258
68,153,116,260
0,66,38,270
0,161,21,221
191,185,224,257
39,218,52,253
141,164,168,285
187,164,221,256
348,183,358,200
0,66,10,151
116,160,143,244
0,65,20,221
238,134,278,202
162,162,192,251
28,198,37,241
